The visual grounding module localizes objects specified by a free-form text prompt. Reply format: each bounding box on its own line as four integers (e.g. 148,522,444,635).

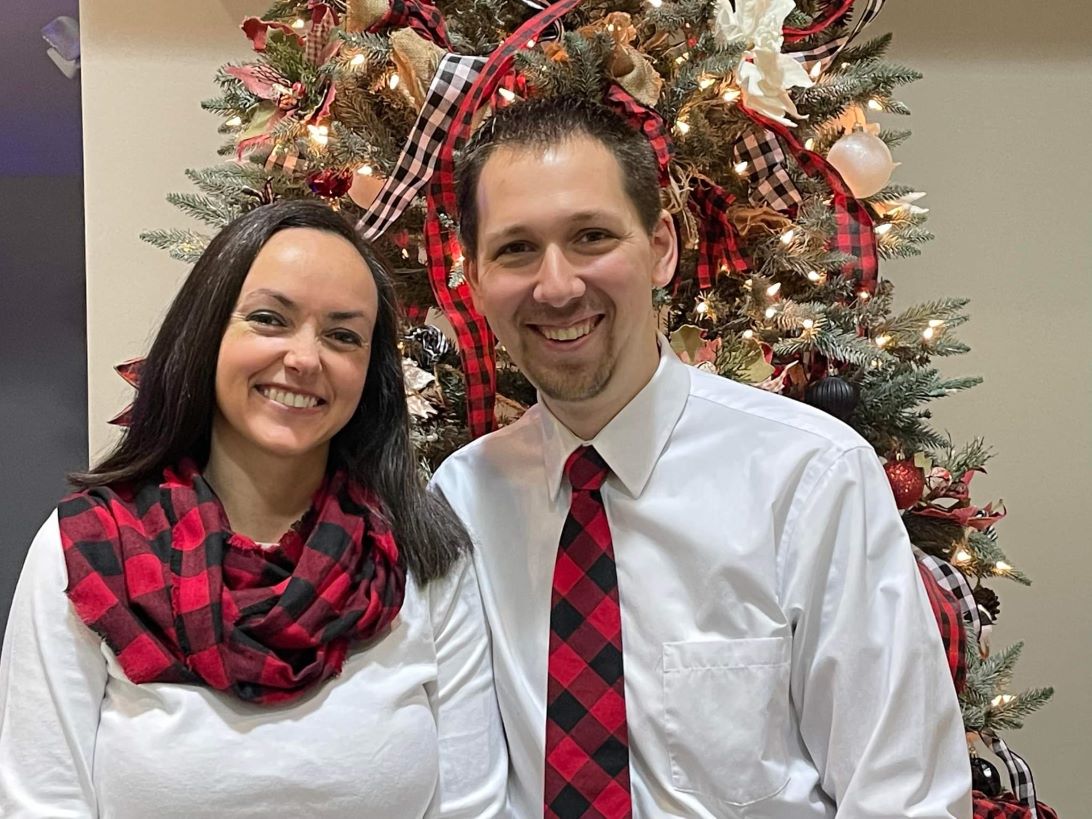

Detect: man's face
464,135,676,415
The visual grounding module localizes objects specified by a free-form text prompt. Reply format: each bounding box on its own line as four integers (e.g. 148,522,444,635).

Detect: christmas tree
141,0,1054,808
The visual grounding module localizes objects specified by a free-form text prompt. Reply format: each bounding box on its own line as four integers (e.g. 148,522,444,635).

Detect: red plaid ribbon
58,461,405,705
689,179,751,289
973,795,1058,819
369,0,451,48
782,0,856,41
915,561,967,694
545,447,631,818
604,84,674,184
425,0,584,437
742,107,879,293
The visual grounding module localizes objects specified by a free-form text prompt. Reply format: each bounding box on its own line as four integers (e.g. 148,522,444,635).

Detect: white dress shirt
0,512,507,818
431,339,972,818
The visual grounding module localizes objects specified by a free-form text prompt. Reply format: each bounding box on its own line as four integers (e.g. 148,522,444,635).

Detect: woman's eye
247,311,285,327
496,241,533,257
329,330,364,347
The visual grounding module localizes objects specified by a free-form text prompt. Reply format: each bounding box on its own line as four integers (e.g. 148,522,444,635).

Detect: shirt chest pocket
662,637,792,807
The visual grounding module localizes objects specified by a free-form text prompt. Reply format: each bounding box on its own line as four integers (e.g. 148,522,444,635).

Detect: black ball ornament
804,376,860,421
970,755,1004,798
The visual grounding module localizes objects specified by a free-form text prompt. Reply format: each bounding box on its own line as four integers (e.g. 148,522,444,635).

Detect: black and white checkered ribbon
357,53,486,241
741,0,888,213
980,729,1040,814
790,0,888,74
917,551,982,641
733,128,803,211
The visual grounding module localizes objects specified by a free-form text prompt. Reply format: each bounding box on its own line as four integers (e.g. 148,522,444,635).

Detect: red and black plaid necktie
544,446,632,818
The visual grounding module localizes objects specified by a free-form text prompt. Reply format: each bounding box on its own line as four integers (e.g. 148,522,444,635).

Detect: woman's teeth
259,387,320,409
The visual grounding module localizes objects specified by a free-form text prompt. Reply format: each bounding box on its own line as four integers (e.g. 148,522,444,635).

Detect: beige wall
82,0,1089,811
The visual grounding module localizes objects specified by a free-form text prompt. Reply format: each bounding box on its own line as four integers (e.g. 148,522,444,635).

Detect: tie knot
563,446,609,492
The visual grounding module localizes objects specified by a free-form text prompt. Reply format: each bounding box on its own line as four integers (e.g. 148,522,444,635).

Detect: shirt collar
540,335,690,501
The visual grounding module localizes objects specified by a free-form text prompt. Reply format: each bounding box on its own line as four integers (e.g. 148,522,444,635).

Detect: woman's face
212,228,379,469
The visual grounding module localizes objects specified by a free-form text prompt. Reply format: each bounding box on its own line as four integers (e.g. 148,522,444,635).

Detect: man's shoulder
684,365,869,457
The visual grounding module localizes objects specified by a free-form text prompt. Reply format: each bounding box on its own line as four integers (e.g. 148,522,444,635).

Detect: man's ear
649,209,679,289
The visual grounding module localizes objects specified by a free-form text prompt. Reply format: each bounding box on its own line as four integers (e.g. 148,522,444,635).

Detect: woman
0,201,507,817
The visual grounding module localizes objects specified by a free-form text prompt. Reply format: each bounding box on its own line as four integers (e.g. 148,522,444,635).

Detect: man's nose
532,246,585,308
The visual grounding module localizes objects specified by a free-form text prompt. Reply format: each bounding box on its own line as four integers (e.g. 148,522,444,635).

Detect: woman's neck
203,437,328,544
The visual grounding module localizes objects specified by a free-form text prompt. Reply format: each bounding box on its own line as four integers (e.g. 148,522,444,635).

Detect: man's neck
543,338,661,441
203,430,327,543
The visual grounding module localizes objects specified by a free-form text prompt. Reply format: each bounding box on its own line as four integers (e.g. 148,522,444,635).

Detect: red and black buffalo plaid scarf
57,460,406,705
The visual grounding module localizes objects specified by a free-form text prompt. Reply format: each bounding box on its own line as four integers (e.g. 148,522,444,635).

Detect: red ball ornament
884,459,926,510
306,168,354,199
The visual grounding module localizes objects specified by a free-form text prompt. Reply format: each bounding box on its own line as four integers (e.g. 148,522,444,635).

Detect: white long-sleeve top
431,340,972,818
0,512,508,818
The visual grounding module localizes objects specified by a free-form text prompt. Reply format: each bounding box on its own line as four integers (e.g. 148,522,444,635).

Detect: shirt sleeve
424,553,509,818
779,447,973,818
1,511,107,817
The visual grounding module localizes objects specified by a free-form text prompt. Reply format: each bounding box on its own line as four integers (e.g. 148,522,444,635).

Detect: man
430,95,972,818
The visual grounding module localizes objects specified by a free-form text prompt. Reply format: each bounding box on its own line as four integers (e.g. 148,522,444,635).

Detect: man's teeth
541,319,596,342
259,387,320,409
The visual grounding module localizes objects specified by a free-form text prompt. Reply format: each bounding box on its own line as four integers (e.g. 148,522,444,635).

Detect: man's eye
497,242,533,257
578,230,613,244
247,311,285,327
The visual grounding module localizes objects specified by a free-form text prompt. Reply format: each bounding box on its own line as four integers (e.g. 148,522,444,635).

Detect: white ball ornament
826,126,897,198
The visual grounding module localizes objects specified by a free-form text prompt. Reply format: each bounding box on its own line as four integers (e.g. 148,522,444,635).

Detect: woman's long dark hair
72,200,468,582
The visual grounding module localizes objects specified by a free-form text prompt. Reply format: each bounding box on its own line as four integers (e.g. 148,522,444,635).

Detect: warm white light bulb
357,164,373,176
388,73,401,90
307,124,329,146
765,307,777,319
722,88,740,103
875,334,891,347
867,98,884,111
807,270,821,282
954,549,971,563
733,161,749,175
995,561,1011,572
226,115,242,127
922,327,935,340
742,329,754,340
698,76,715,90
350,54,366,67
292,18,306,29
991,694,1015,707
526,38,537,48
648,0,663,7
780,229,795,245
804,138,815,151
498,88,516,102
675,120,691,135
802,319,815,330
809,63,823,80
928,319,944,328
874,223,893,236
695,300,709,315
859,290,871,301
766,282,781,296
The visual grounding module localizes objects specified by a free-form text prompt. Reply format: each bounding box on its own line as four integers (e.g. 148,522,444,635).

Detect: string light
858,290,872,301
733,160,749,175
922,327,935,340
674,52,691,65
350,53,366,67
357,164,373,176
991,694,1016,707
928,319,944,328
995,561,1012,572
695,300,709,315
526,38,537,48
648,0,663,6
401,248,410,259
802,318,815,330
765,306,778,319
698,76,716,90
779,228,795,245
807,270,821,282
875,334,891,347
292,18,306,29
226,115,242,127
498,88,516,102
874,222,893,236
721,88,740,103
674,120,691,135
804,138,816,151
867,98,884,111
809,63,823,80
766,282,781,296
742,329,755,340
388,73,401,90
307,124,329,146
953,549,972,564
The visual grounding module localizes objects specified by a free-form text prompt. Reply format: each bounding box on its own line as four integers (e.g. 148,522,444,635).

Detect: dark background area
0,1,86,640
